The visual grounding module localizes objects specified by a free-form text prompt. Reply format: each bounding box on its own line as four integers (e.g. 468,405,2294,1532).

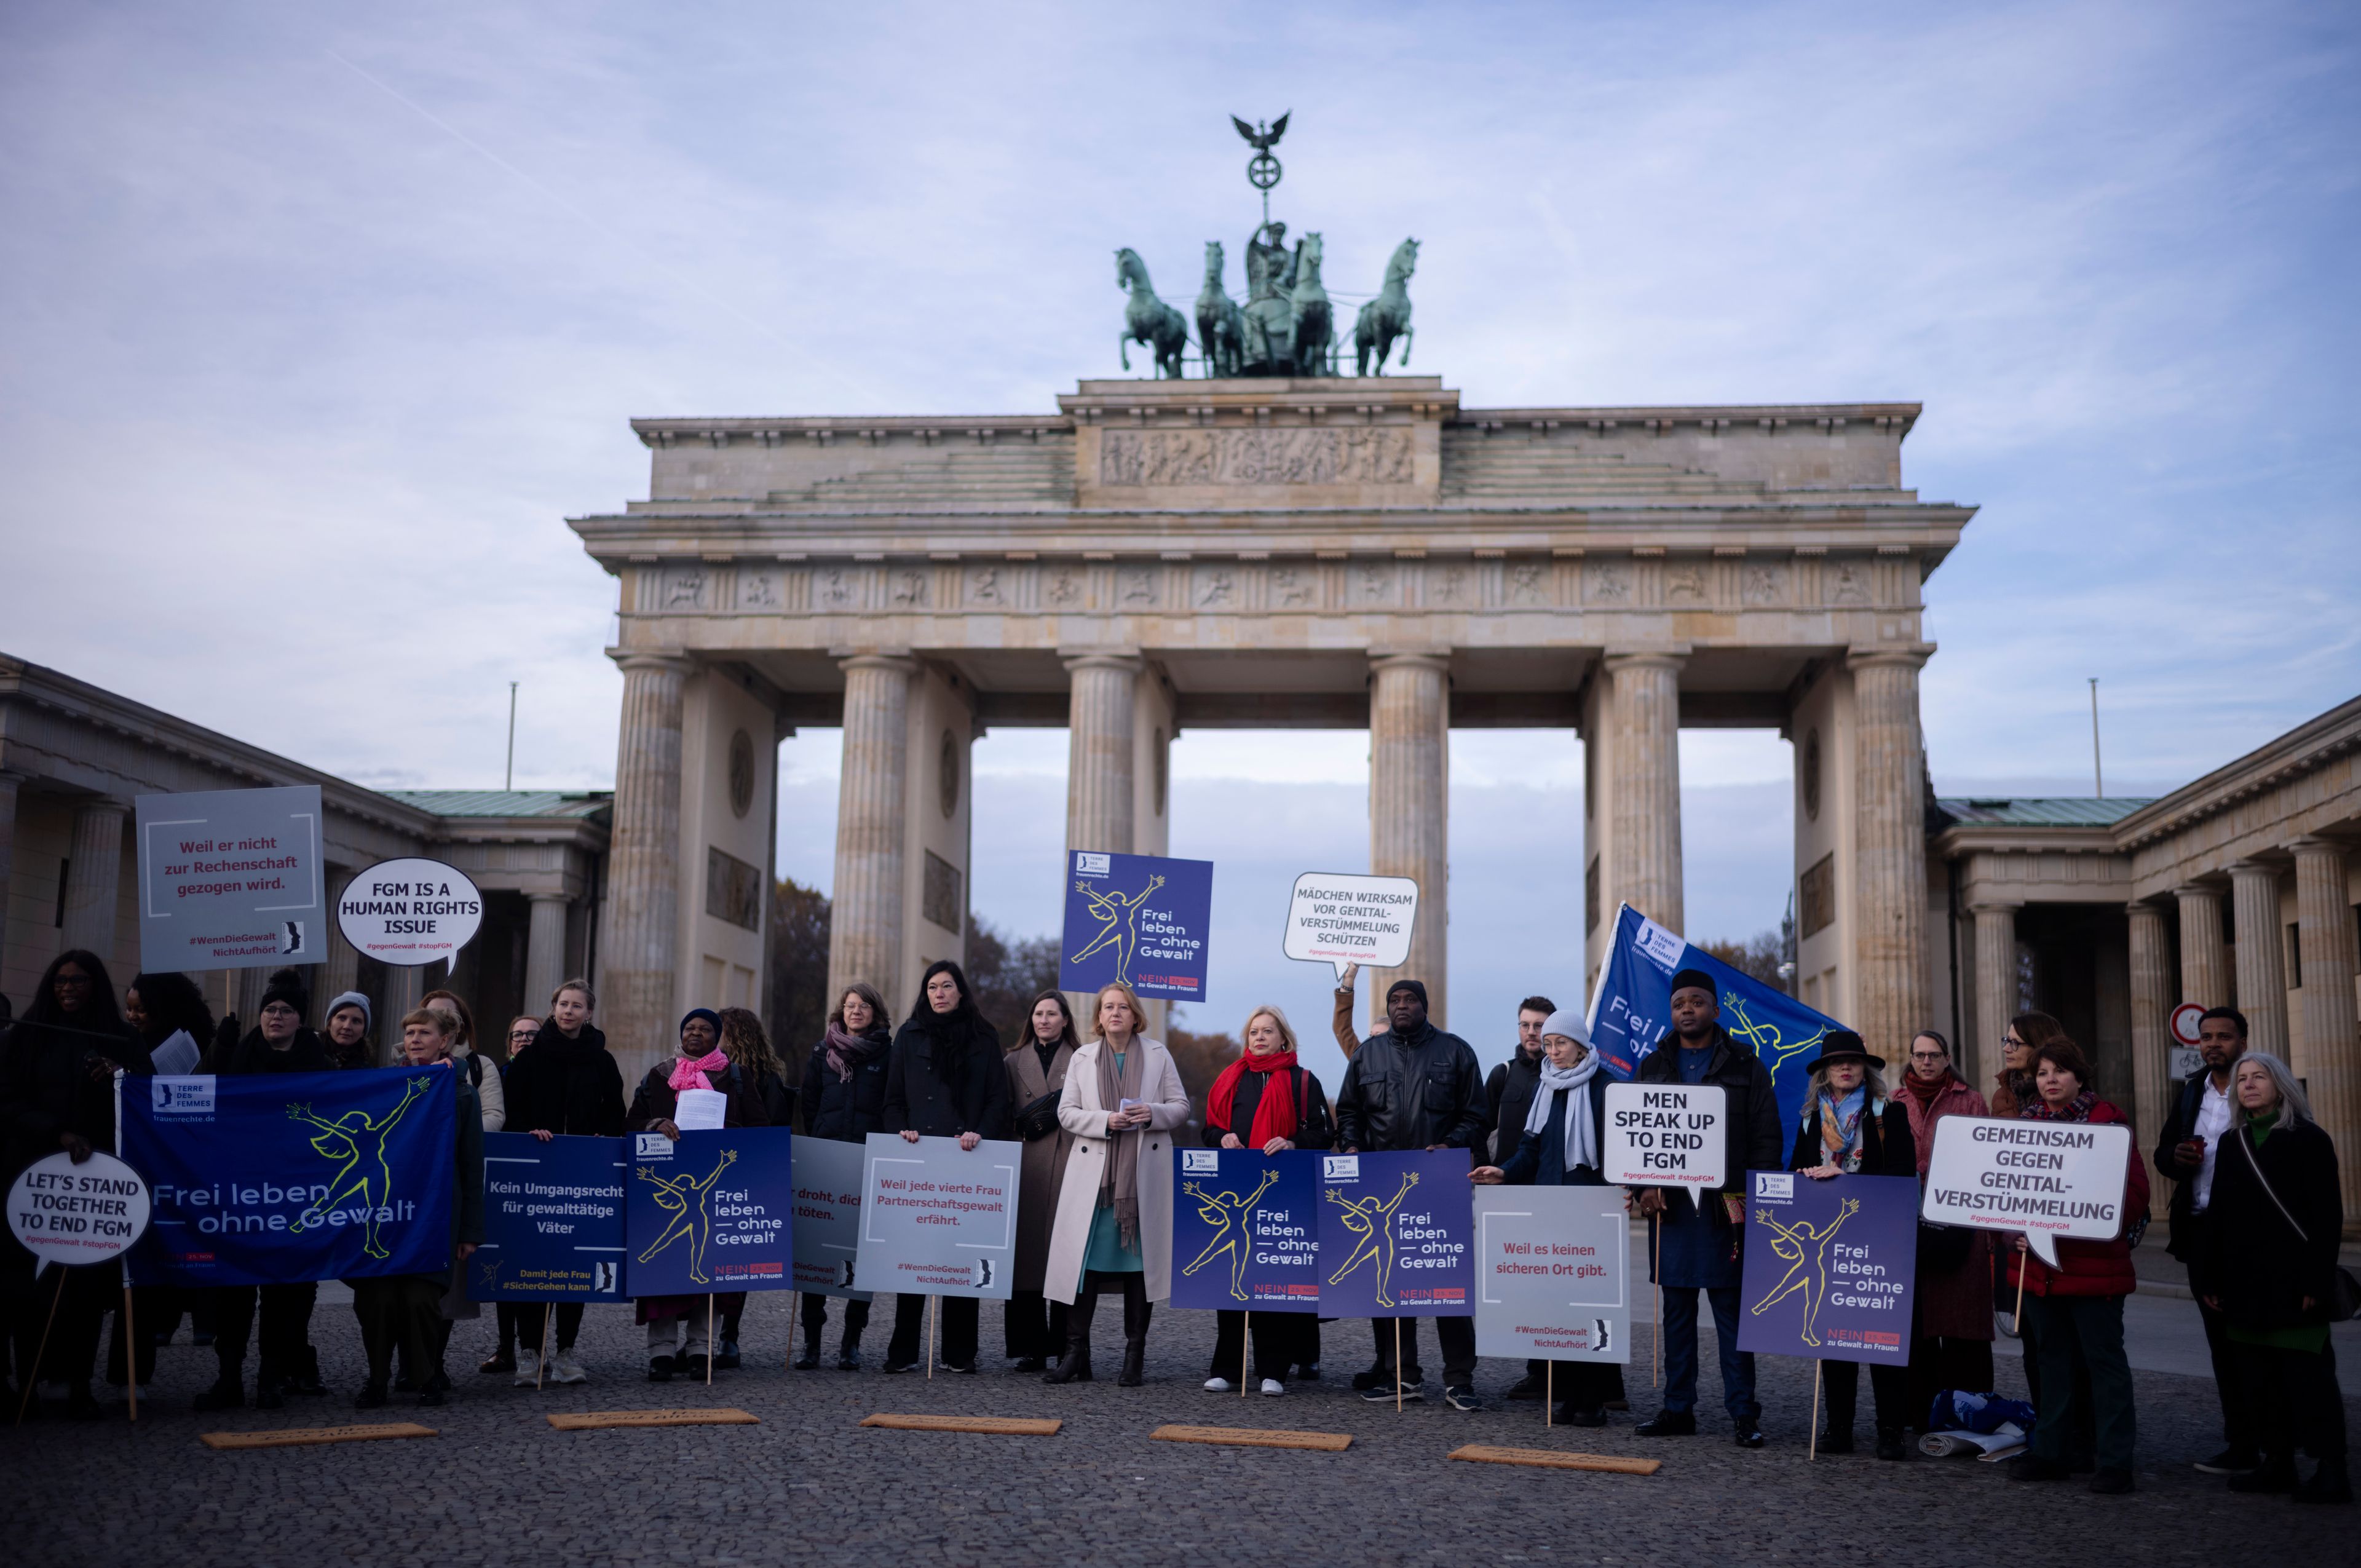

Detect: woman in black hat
1789,1030,1916,1459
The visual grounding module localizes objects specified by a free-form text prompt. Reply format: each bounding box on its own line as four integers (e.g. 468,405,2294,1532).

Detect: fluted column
1605,652,1684,936
1064,653,1141,858
826,654,917,1016
318,866,359,1007
1849,651,1931,1064
1370,654,1450,1029
1969,900,2020,1093
524,893,571,1019
2292,837,2360,1217
0,773,20,978
2228,859,2290,1061
2174,882,2231,1010
60,798,128,964
379,962,423,1066
599,652,692,1081
2127,900,2173,1213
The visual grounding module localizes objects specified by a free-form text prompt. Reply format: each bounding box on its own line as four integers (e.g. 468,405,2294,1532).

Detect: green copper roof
381,790,612,820
1934,796,2156,828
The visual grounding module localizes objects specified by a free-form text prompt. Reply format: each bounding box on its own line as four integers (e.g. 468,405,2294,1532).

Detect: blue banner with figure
624,1128,793,1296
469,1133,628,1303
1315,1149,1473,1317
1736,1171,1918,1365
1061,850,1214,1004
1168,1147,1321,1312
1586,902,1838,1137
122,1066,455,1287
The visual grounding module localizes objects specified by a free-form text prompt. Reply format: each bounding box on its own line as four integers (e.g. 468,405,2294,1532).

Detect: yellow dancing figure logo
1721,991,1824,1096
1068,871,1166,989
1749,1196,1860,1347
285,1076,434,1259
1325,1170,1418,1309
635,1148,739,1286
1182,1169,1281,1302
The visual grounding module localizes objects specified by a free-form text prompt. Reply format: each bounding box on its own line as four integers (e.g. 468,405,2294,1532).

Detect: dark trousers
1369,1314,1477,1386
2188,1250,2260,1457
2025,1293,2134,1471
1661,1286,1759,1422
1905,1335,1995,1431
1541,1359,1618,1412
1821,1358,1908,1433
2238,1340,2346,1463
518,1302,583,1355
212,1282,316,1387
2017,1291,2097,1463
352,1275,445,1386
804,1291,872,1344
1002,1291,1063,1360
104,1285,168,1386
495,1301,521,1356
1212,1309,1311,1383
890,1293,979,1368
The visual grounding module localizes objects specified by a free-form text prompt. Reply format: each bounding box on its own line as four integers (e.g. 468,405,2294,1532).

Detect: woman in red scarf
1201,1005,1334,1396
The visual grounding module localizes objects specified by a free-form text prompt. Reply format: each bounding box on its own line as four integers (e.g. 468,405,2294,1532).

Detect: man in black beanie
1334,977,1489,1409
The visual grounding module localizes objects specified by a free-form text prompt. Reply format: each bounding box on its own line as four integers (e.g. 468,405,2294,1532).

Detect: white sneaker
550,1353,588,1385
1260,1379,1286,1397
512,1350,541,1387
1203,1376,1233,1392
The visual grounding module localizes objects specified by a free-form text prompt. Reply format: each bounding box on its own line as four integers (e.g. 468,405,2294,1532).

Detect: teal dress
1080,1050,1144,1279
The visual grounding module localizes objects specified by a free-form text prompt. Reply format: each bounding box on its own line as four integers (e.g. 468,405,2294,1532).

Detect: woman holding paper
797,983,892,1369
1043,982,1190,1387
1005,989,1082,1372
502,980,627,1387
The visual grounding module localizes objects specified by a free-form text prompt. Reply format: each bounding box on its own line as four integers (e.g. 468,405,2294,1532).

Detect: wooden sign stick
927,1295,937,1380
787,1290,797,1371
1545,1361,1552,1428
706,1293,715,1386
1652,1219,1663,1388
1394,1318,1402,1412
13,1266,67,1427
537,1303,552,1390
1241,1310,1250,1397
1808,1360,1822,1462
124,1283,138,1423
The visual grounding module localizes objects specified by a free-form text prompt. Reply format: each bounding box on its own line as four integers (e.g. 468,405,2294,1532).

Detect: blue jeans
2026,1293,2134,1472
1661,1285,1758,1423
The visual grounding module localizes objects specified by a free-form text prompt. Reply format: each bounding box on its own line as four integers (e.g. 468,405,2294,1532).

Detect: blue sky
4,1,2355,1073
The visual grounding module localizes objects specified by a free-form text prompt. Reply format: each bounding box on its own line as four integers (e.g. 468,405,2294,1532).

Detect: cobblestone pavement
3,1289,2349,1567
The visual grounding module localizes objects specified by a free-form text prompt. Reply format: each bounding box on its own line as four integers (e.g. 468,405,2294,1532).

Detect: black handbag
1016,1089,1061,1142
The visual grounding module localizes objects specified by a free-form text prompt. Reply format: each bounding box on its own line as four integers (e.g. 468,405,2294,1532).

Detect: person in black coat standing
1787,1032,1916,1459
880,961,1009,1374
2153,1005,2260,1475
796,982,892,1369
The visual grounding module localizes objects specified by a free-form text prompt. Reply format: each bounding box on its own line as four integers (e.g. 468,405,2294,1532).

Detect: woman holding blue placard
797,983,892,1369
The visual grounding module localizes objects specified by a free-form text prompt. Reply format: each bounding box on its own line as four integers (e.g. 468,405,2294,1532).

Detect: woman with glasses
1894,1029,1995,1433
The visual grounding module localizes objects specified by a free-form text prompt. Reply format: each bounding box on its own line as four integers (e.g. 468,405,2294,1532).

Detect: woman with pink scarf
627,1008,771,1379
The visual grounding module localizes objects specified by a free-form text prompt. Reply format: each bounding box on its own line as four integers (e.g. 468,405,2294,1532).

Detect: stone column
60,798,128,964
1064,654,1141,858
598,652,692,1081
0,773,20,976
524,893,571,1018
2227,859,2290,1061
826,655,917,1015
1849,651,1931,1064
1969,900,2020,1093
2127,900,2173,1211
1370,654,1450,1029
380,962,424,1066
1604,652,1684,935
2173,882,2230,1012
2292,837,2360,1216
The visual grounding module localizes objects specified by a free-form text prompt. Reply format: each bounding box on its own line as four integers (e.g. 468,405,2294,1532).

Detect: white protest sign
1921,1114,2133,1267
1602,1082,1726,1187
135,785,325,972
791,1137,871,1301
855,1133,1019,1300
1283,873,1419,980
338,857,484,968
7,1151,151,1267
1473,1186,1630,1363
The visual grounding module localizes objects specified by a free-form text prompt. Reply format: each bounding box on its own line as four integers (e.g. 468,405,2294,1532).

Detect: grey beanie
1540,1009,1590,1048
325,991,372,1031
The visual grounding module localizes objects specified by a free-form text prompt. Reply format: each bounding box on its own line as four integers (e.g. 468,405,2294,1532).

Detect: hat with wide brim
1800,1030,1874,1074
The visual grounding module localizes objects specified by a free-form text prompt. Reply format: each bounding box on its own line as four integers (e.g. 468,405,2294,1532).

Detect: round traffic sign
338,857,484,968
2170,1002,2206,1047
6,1150,151,1267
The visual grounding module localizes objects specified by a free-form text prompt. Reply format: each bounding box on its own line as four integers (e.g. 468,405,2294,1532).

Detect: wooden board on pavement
200,1422,438,1450
1449,1443,1660,1475
547,1408,761,1431
860,1413,1061,1435
1151,1423,1351,1452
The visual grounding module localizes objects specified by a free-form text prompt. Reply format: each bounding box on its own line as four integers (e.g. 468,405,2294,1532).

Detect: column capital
1061,650,1145,675
1367,651,1452,677
836,652,919,675
527,890,570,906
1965,897,2022,915
2289,834,2352,860
2172,880,2225,901
1844,644,1935,673
70,795,129,820
1600,649,1686,673
2226,855,2285,878
611,649,695,676
2126,896,2169,918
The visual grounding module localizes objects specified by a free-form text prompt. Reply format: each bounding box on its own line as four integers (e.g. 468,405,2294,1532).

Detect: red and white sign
2169,1002,2206,1047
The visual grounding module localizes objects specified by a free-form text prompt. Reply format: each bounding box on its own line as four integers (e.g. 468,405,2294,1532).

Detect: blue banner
1586,902,1839,1137
123,1066,454,1288
625,1128,793,1296
469,1133,628,1302
1168,1147,1321,1312
1061,850,1214,1004
1736,1171,1918,1366
1315,1149,1473,1317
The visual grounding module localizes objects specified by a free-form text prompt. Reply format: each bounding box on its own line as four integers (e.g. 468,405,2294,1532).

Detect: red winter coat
2003,1097,2150,1299
1902,1071,1997,1339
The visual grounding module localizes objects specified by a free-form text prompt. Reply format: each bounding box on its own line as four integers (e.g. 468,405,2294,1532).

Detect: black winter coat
2198,1117,2343,1332
1495,1075,1611,1187
218,1027,331,1077
1334,1021,1487,1154
0,1017,150,1176
1788,1096,1916,1177
1486,1050,1545,1165
883,1013,1010,1139
1202,1066,1335,1151
1634,1026,1784,1230
2153,1067,2225,1260
800,1029,892,1142
628,1061,771,1132
502,1023,628,1138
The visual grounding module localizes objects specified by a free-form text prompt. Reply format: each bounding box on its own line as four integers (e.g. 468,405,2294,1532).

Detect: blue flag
1061,850,1214,1003
123,1066,455,1287
1585,903,1840,1139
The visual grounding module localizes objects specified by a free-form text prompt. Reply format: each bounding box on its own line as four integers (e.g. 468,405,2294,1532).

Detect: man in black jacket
1631,969,1783,1447
2153,1005,2258,1475
1484,993,1554,1402
1334,978,1489,1410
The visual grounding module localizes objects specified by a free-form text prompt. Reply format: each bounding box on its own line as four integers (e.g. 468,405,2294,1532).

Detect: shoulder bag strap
2235,1125,2308,1244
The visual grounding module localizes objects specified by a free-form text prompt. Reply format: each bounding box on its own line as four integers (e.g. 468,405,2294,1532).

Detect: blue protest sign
1587,902,1838,1137
1061,850,1214,1003
625,1128,794,1296
1168,1147,1321,1312
469,1133,628,1302
123,1066,454,1287
1315,1150,1473,1317
1736,1171,1918,1365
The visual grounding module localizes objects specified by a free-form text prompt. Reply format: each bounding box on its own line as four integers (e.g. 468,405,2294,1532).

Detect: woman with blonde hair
1043,982,1190,1386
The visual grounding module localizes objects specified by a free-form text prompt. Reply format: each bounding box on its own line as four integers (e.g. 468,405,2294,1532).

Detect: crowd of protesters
1,948,2345,1504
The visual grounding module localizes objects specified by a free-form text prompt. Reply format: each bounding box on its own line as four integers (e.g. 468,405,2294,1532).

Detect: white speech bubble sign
1920,1115,2132,1267
7,1150,151,1268
1281,873,1419,981
338,857,485,968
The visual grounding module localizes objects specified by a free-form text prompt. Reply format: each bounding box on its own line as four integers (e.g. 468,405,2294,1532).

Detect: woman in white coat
1043,982,1191,1387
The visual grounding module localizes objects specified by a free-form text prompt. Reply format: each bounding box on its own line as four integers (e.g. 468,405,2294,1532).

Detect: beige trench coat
1006,1040,1077,1293
1045,1036,1190,1305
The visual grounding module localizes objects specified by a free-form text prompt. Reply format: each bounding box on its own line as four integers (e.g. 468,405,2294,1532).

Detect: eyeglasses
1908,1051,1948,1063
508,1029,538,1042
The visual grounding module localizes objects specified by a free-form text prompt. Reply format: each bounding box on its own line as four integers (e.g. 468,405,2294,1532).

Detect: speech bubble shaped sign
1920,1115,2132,1267
1281,873,1420,981
7,1150,151,1268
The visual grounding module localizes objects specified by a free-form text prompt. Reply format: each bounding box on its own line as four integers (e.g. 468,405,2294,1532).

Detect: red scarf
1207,1050,1300,1147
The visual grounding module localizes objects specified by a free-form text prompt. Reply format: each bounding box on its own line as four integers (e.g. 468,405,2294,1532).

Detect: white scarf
1525,1049,1602,1176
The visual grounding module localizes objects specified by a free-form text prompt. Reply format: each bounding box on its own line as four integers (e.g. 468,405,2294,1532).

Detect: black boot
2295,1456,2353,1505
288,1345,328,1396
1819,1419,1855,1455
254,1360,284,1411
794,1327,821,1371
1118,1274,1150,1388
1875,1425,1910,1462
837,1328,862,1372
1045,1289,1097,1384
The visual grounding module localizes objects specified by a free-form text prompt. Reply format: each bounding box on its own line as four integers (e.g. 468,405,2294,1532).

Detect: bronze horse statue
1287,231,1332,376
1117,247,1188,379
1355,237,1417,376
1196,241,1246,379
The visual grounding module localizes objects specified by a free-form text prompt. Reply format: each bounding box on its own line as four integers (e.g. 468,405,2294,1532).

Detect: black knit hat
1385,978,1428,1009
1669,968,1717,998
1803,1030,1875,1074
260,967,310,1023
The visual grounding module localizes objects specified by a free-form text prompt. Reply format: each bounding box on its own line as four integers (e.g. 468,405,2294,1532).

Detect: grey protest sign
1472,1186,1631,1363
135,786,324,972
855,1134,1019,1301
791,1136,872,1301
